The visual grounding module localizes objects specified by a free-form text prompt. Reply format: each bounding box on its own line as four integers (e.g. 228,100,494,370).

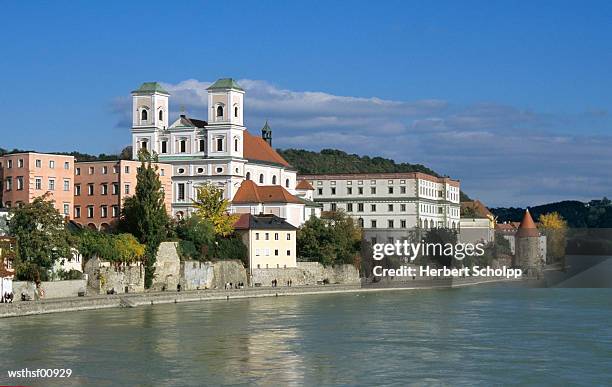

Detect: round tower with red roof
514,209,544,275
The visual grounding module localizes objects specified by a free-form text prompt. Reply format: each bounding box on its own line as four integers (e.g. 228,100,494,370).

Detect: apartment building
0,152,74,217
300,172,461,230
73,160,172,230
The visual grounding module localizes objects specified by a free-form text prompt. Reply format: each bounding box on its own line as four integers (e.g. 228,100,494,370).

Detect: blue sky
1,1,612,206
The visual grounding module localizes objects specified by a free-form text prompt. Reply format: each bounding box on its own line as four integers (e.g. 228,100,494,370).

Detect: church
130,79,320,226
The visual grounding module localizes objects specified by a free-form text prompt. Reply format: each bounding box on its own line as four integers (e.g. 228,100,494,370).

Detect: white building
300,173,460,230
130,79,311,224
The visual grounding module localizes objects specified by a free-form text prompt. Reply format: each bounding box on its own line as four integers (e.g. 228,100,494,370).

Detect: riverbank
0,277,517,319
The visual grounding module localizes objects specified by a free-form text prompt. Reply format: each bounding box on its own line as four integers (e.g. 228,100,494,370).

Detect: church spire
262,120,272,146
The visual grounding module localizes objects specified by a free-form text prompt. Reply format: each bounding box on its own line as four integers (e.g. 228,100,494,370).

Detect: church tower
206,78,245,159
261,120,272,146
131,82,170,158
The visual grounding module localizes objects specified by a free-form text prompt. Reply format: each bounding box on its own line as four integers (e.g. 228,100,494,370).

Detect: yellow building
234,213,297,275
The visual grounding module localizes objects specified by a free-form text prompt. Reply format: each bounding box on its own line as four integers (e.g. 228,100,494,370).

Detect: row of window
75,165,130,176
2,201,70,217
245,172,291,187
1,159,70,170
254,249,292,257
357,219,409,229
142,137,239,154
74,183,130,196
255,232,292,241
318,186,408,196
356,219,459,229
74,205,120,219
3,177,70,192
328,202,408,213
317,179,409,186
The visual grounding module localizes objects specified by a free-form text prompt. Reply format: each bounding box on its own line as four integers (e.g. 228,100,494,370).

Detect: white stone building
130,79,311,223
300,173,460,230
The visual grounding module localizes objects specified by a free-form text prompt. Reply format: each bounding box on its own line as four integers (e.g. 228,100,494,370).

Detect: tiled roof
179,115,208,128
132,82,170,95
234,213,296,231
232,180,302,204
461,200,493,218
295,179,314,190
300,172,460,187
207,78,244,91
516,210,539,237
243,131,290,167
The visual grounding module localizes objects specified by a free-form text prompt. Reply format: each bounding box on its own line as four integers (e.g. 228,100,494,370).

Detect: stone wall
180,260,214,290
84,257,145,294
13,280,87,301
210,260,248,289
151,242,181,291
251,262,360,286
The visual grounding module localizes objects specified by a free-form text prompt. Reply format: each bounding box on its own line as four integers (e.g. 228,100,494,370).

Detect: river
0,284,610,386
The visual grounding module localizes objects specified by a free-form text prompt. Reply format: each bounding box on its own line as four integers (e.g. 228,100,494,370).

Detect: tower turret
131,82,170,158
515,209,543,276
262,120,272,146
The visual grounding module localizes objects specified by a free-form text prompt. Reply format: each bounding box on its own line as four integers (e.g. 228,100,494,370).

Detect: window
17,159,23,168
401,220,407,228
35,159,41,168
180,140,186,153
265,233,269,240
331,187,336,195
89,167,94,175
101,206,108,218
388,220,394,228
7,160,12,168
161,141,167,154
101,184,108,195
317,188,323,195
112,205,119,218
177,168,185,174
358,187,364,195
287,233,291,240
371,187,376,194
64,162,70,170
76,167,81,176
5,177,12,191
88,184,94,196
74,206,81,218
347,187,353,195
112,183,119,195
48,179,55,191
234,138,238,152
272,176,277,185
125,166,130,174
274,249,279,256
246,172,251,180
400,186,406,194
197,167,204,174
347,203,353,212
63,179,70,192
141,141,147,150
177,183,185,200
141,109,148,121
388,187,394,194
159,110,163,121
87,206,94,218
124,184,130,195
199,139,205,152
35,178,42,190
49,160,55,168
234,106,238,117
371,220,377,228
285,178,290,188
358,203,364,212
75,184,81,196
259,174,264,184
388,204,393,212
216,167,223,173
274,233,279,240
63,204,70,216
400,204,406,211
113,165,119,174
371,204,376,212
330,203,337,211
255,233,259,240
216,138,223,152
216,106,223,117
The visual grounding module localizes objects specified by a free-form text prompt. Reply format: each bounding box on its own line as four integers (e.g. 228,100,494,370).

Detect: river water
0,285,611,386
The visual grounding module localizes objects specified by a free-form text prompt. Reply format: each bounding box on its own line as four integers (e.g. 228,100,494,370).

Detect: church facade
130,79,311,225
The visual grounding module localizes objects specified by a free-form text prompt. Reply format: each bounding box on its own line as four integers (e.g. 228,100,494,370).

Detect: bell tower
131,82,170,158
206,78,245,159
261,120,272,146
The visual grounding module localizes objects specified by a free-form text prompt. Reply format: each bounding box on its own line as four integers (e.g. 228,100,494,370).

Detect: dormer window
141,109,148,121
285,178,290,188
216,106,223,117
246,172,251,180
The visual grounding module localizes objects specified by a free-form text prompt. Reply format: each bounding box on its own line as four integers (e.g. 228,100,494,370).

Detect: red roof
243,131,291,167
233,213,251,229
295,179,314,190
516,210,539,237
232,180,302,204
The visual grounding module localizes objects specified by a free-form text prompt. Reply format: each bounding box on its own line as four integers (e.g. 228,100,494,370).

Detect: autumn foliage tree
539,212,568,264
192,183,238,237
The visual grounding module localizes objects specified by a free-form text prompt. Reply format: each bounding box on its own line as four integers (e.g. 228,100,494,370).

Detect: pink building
0,152,75,217
73,160,172,230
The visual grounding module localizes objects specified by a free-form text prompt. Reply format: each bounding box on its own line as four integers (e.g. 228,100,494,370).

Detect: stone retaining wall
151,242,181,291
180,261,214,290
252,262,360,286
211,260,248,288
13,280,87,301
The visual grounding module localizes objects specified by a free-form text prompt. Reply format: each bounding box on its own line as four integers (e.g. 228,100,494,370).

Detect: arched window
246,172,251,180
159,110,163,121
272,176,277,185
216,106,223,117
141,109,148,121
234,138,238,152
234,106,238,117
285,178,290,188
259,174,264,184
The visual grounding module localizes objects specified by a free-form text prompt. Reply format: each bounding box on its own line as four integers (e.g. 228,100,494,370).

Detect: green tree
9,194,72,281
297,211,361,266
119,150,169,288
175,214,215,260
192,183,238,237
